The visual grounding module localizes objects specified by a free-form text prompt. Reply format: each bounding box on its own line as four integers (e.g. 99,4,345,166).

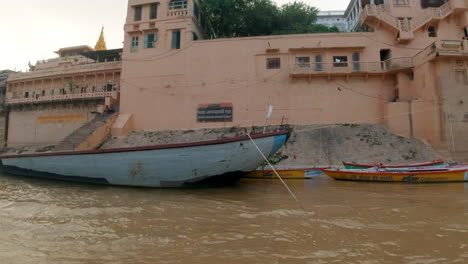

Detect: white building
316,11,347,32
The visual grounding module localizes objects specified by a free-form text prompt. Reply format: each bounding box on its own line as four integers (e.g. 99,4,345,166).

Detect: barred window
333,56,348,67
134,5,142,21
144,34,157,49
150,3,158,19
266,58,281,69
394,0,409,5
169,0,187,10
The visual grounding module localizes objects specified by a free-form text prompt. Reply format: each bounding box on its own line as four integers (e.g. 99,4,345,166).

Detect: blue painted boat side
0,133,288,187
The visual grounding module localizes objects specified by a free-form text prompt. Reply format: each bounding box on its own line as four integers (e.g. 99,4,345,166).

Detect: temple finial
95,26,107,51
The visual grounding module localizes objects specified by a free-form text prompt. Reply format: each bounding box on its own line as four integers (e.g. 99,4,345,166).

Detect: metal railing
8,61,121,81
291,57,413,75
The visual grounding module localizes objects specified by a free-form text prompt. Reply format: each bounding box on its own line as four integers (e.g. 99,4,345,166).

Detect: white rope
247,133,299,203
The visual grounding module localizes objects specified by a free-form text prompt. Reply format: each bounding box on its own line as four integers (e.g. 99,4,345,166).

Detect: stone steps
55,113,114,151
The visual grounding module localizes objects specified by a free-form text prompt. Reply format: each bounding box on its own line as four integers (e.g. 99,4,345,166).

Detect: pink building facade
117,0,468,160
6,46,121,147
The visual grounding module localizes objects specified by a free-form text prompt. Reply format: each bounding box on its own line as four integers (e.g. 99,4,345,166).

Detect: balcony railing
361,4,400,31
6,91,115,105
167,10,188,17
413,40,468,66
8,61,121,82
291,57,413,76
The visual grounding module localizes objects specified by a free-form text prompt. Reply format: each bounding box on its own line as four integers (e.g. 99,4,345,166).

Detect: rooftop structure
317,11,347,32
5,29,122,147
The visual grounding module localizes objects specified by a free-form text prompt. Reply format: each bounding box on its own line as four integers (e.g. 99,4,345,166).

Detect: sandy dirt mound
101,124,443,167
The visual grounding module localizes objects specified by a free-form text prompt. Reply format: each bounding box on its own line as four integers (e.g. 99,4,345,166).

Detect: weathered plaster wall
8,103,101,147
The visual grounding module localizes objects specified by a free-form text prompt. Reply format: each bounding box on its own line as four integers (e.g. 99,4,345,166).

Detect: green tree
200,0,339,38
242,0,280,36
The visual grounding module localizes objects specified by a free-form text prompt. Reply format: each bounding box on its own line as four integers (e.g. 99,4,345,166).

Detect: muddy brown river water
0,173,466,264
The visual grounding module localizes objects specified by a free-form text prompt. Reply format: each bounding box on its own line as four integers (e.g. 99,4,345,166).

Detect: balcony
437,39,468,55
413,40,468,65
8,61,121,82
6,91,116,106
290,57,413,78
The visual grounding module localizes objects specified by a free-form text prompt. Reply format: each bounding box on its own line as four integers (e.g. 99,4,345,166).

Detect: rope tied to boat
247,133,307,211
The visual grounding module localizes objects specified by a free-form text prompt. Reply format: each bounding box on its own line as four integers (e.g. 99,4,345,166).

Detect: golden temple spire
95,26,107,51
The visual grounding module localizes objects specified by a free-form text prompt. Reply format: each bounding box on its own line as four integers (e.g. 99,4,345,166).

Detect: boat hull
244,168,324,179
343,159,445,169
323,168,468,183
0,132,289,187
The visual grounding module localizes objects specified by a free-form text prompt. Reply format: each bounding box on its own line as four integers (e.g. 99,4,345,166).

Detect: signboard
197,103,233,122
37,114,87,124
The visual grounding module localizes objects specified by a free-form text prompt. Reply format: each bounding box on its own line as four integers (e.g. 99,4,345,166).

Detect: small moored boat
342,159,444,169
322,165,468,183
244,168,324,179
0,131,289,187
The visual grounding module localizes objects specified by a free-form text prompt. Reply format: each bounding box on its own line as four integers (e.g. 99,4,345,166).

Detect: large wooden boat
342,159,444,169
244,168,324,179
0,131,289,187
322,165,468,183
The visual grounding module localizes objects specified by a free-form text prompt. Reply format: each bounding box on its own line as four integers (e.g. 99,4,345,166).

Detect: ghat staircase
361,0,468,42
55,113,117,151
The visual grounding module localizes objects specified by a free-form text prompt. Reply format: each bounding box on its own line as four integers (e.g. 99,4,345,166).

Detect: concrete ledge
111,113,134,137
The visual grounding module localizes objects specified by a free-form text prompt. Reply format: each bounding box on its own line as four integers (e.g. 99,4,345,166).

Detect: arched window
169,0,187,10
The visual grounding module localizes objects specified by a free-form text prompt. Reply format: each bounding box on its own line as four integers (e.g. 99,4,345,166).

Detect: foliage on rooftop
200,0,339,39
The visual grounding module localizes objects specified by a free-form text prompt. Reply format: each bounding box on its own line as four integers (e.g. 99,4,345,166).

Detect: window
24,92,29,98
314,55,323,72
333,56,348,67
134,5,142,21
394,0,409,5
266,58,281,69
150,3,158,19
428,25,437,38
169,0,187,10
421,0,448,8
295,57,310,68
131,36,139,52
172,30,181,49
352,52,361,71
144,34,157,48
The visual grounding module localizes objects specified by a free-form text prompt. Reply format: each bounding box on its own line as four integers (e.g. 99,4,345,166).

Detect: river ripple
0,173,467,264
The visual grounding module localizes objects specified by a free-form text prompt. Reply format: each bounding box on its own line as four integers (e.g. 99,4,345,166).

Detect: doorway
380,49,391,70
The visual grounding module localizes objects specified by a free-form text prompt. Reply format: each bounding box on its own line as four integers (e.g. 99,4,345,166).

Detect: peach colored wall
7,104,100,147
117,0,468,159
385,101,411,137
121,33,403,131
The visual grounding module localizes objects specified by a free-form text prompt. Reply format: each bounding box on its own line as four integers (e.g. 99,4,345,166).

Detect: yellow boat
322,166,468,183
244,168,324,179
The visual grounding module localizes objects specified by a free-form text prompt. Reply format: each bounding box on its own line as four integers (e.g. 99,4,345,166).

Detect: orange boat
322,165,468,183
342,159,444,169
